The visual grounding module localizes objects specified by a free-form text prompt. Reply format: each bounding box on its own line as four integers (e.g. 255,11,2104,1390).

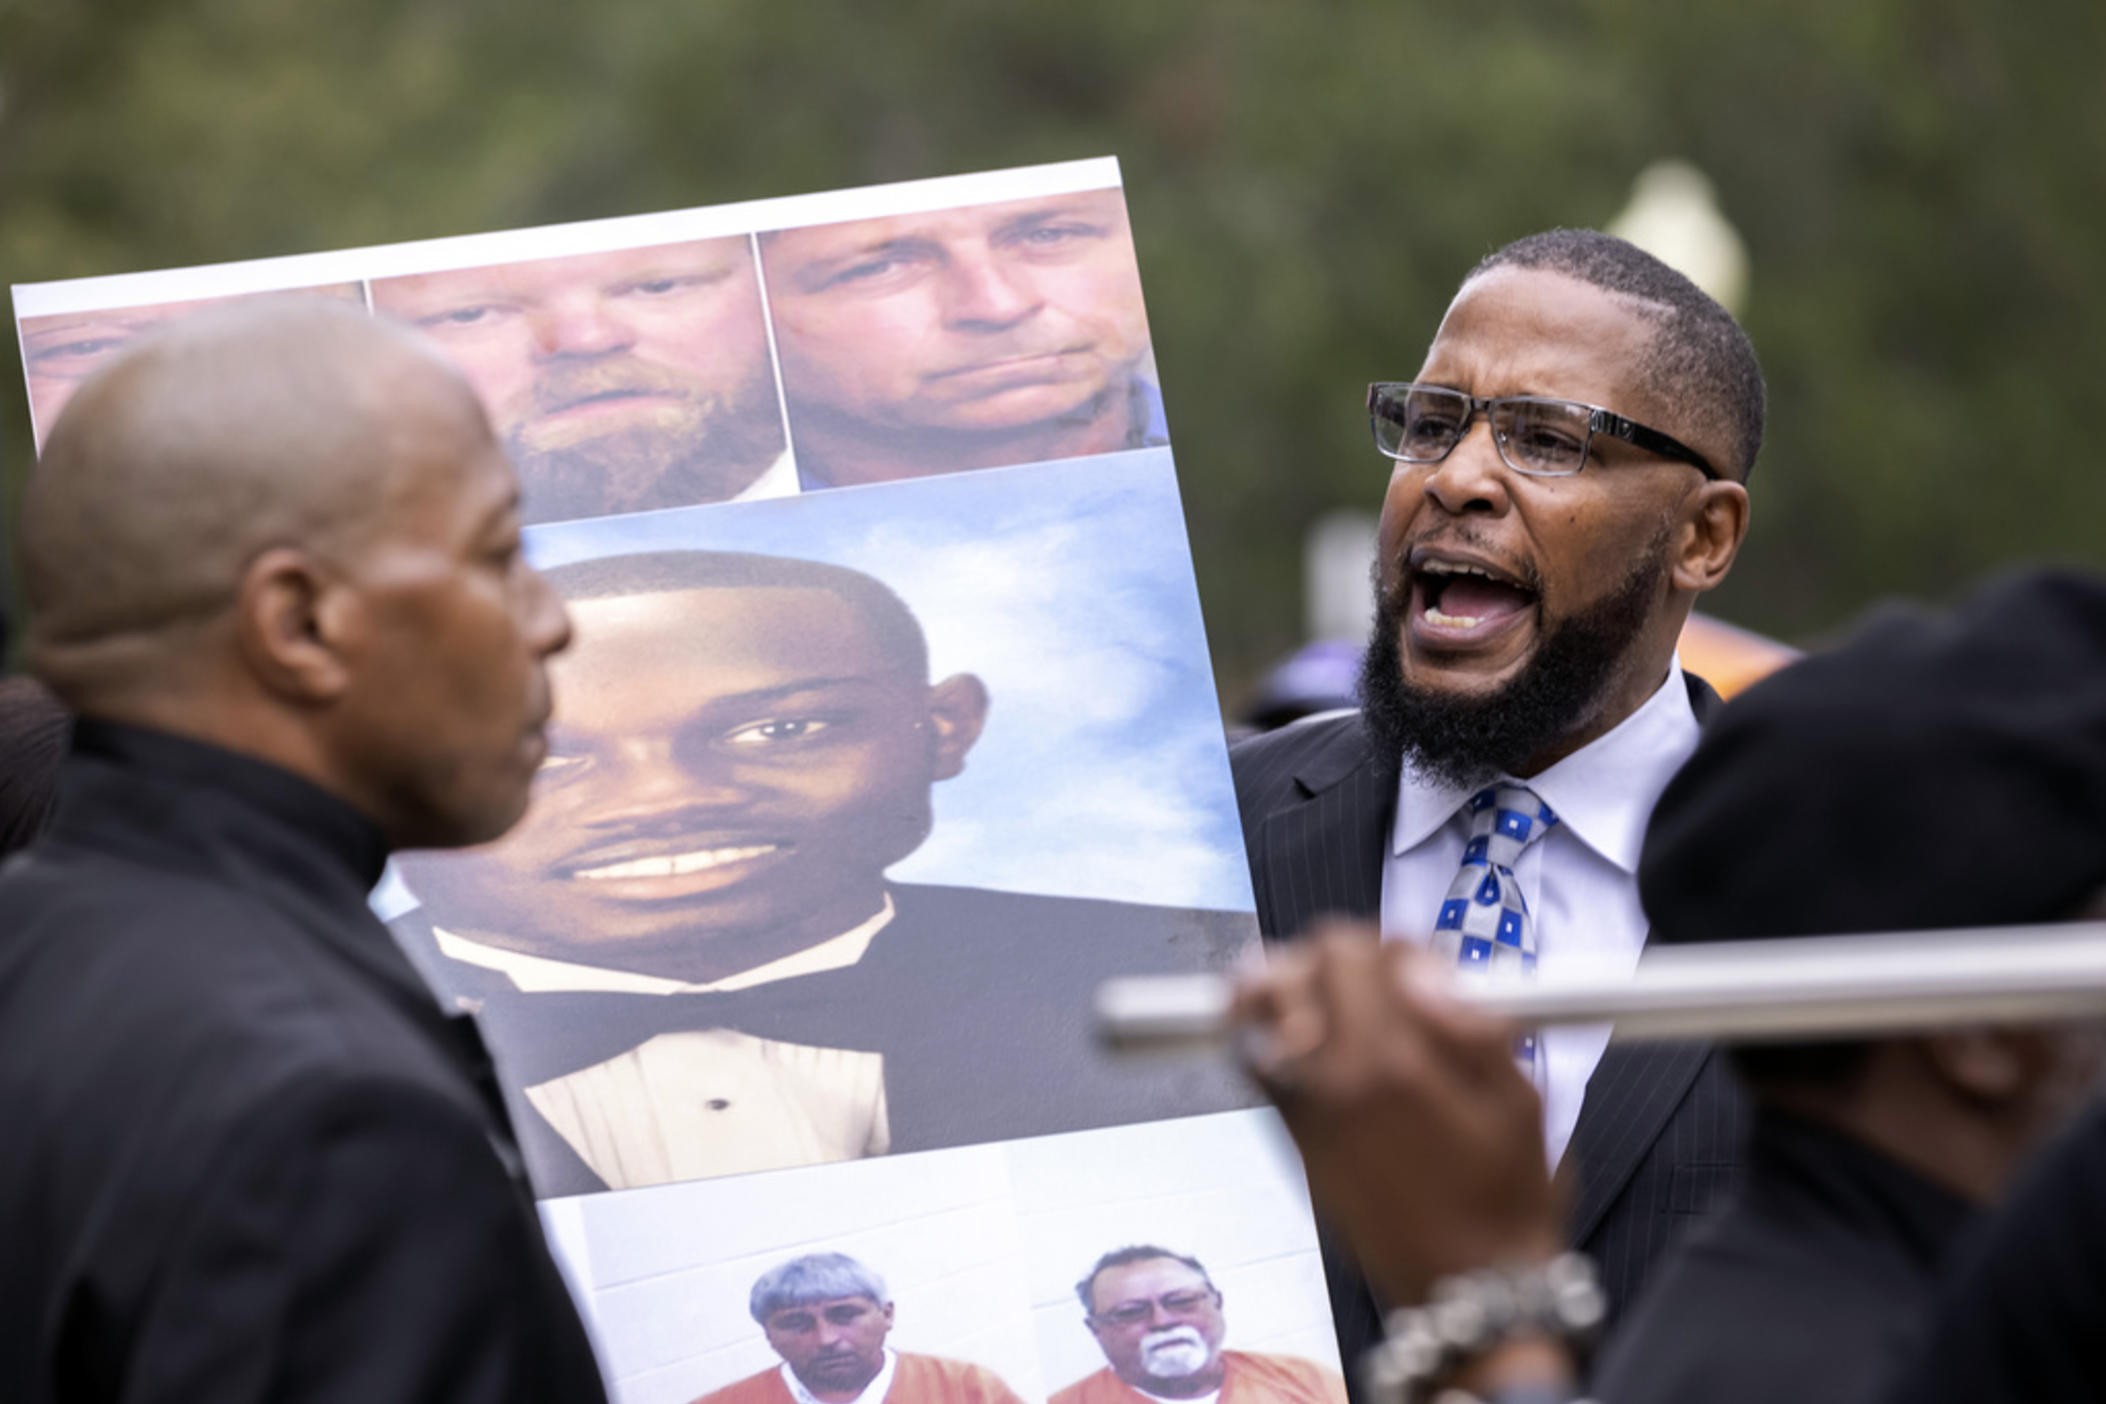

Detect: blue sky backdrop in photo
519,449,1253,913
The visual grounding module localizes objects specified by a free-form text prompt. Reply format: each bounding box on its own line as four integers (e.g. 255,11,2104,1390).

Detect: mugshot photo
383,454,1259,1197
18,282,364,450
760,187,1164,490
1011,1112,1345,1404
370,235,792,523
544,1141,1047,1404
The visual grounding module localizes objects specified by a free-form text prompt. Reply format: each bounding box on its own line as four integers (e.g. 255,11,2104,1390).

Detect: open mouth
1408,554,1539,646
569,843,784,882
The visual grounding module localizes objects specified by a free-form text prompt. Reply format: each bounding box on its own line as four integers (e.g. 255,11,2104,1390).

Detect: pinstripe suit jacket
1228,680,1748,1387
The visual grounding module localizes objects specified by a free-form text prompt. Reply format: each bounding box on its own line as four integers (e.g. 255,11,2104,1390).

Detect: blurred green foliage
4,0,2103,699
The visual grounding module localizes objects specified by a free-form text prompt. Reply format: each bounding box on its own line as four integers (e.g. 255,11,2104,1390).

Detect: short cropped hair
1470,229,1766,480
541,549,930,683
749,1252,890,1324
1074,1245,1215,1313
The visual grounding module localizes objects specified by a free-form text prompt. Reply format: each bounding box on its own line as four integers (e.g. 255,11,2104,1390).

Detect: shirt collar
781,1350,897,1404
733,449,801,503
66,717,390,889
431,893,896,994
1391,657,1701,873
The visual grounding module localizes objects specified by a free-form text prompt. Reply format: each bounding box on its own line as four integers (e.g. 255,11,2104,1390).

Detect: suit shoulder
889,884,1254,963
892,883,1242,924
0,859,475,1172
1229,712,1370,807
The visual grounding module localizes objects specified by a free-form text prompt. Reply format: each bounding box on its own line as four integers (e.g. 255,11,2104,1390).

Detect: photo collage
13,158,1344,1404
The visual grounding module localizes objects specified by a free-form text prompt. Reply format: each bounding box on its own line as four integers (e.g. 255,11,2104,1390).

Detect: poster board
14,159,1345,1404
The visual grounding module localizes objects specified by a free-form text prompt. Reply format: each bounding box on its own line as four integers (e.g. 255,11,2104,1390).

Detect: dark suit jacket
1592,1110,1974,1404
0,722,607,1404
392,882,1262,1197
1228,679,1748,1385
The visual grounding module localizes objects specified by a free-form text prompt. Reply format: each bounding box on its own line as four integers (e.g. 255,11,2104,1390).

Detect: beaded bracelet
1360,1253,1605,1404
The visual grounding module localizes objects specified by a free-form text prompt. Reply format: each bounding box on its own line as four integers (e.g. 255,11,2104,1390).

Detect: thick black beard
1358,546,1669,790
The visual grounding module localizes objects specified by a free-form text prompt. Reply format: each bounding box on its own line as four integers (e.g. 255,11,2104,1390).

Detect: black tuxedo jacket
1228,678,1748,1384
392,883,1262,1197
0,722,606,1404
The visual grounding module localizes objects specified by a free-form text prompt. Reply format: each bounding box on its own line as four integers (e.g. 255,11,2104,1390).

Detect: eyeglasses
1367,382,1720,481
1093,1289,1218,1329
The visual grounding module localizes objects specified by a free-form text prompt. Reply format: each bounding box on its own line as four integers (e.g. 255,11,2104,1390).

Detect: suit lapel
1559,670,1729,1239
1563,1040,1713,1244
1258,721,1393,936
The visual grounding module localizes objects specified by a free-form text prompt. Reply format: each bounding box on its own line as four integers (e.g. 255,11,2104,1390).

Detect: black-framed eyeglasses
1367,382,1720,481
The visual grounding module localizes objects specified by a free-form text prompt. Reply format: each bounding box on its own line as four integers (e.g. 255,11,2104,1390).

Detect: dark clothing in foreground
0,721,607,1404
1880,1098,2106,1404
1592,1109,1974,1404
1227,679,1747,1396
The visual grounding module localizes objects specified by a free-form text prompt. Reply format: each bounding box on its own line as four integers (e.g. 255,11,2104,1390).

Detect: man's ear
1669,480,1750,594
233,546,357,704
924,673,989,781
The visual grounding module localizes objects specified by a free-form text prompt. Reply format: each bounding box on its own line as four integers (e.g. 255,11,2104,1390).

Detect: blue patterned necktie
1431,782,1558,1068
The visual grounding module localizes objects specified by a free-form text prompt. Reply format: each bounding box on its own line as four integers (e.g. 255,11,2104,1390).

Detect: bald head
22,300,488,702
17,298,572,851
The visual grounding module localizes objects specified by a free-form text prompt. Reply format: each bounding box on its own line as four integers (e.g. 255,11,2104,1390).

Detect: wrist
1362,1253,1603,1404
1448,1334,1576,1396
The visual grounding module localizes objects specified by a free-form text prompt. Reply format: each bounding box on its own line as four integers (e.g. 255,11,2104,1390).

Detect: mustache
529,358,705,413
1140,1325,1207,1354
1383,530,1544,611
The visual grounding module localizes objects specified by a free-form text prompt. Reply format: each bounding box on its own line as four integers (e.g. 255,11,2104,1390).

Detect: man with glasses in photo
1055,1247,1347,1404
1229,229,1763,1381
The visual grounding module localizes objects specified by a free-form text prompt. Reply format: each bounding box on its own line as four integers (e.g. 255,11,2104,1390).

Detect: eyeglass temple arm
1594,409,1721,481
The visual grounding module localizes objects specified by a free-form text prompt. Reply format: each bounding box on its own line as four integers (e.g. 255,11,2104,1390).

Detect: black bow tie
460,964,888,1084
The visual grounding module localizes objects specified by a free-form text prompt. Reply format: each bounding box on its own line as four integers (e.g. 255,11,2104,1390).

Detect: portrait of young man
391,546,1255,1196
18,282,363,450
1229,229,1762,1371
760,188,1165,489
1055,1247,1346,1404
371,237,790,523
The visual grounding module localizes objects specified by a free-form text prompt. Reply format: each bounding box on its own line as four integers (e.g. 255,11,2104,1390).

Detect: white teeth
1424,606,1486,627
1420,560,1502,581
574,845,780,881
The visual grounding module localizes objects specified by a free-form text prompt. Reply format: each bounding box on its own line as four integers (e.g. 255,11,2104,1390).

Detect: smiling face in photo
399,580,986,980
372,239,784,520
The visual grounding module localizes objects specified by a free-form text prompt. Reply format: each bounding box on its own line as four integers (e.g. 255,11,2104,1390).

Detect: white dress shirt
783,1350,897,1404
1380,661,1701,1168
434,899,895,1187
733,449,801,502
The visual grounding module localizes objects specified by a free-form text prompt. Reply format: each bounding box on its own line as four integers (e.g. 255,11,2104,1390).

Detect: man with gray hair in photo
1056,1247,1345,1404
693,1252,1026,1404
